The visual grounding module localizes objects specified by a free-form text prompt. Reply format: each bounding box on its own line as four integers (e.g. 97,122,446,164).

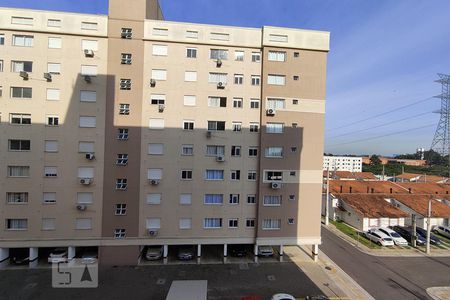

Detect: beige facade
0,0,329,265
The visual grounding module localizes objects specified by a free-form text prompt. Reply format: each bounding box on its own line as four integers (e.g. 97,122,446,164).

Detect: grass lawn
330,220,381,249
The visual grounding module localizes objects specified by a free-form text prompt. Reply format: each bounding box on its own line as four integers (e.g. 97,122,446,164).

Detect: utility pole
382,165,385,181
325,168,330,226
411,214,417,248
426,198,432,255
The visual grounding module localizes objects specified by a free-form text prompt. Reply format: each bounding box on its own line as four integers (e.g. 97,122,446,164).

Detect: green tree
370,154,382,166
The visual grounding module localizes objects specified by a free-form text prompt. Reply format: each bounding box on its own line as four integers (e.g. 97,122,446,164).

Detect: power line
327,123,436,147
327,111,432,139
327,97,433,132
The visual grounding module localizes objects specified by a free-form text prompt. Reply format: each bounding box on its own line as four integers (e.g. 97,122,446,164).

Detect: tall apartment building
323,156,363,172
0,0,329,266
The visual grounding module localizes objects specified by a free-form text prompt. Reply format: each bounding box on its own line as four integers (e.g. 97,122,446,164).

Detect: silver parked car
145,246,163,261
378,227,408,246
433,225,450,239
364,229,395,246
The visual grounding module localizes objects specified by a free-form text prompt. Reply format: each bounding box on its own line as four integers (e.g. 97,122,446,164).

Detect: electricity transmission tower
430,73,450,156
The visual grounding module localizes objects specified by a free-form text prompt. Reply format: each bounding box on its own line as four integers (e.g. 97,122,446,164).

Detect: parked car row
364,225,447,247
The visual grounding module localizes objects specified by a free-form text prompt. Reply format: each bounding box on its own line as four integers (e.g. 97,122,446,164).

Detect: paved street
0,262,323,300
320,226,450,300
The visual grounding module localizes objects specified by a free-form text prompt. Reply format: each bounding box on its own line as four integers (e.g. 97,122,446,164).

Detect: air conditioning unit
217,82,225,89
206,131,212,138
85,153,95,160
150,179,160,185
216,59,222,67
216,155,225,162
158,104,165,112
150,79,156,87
19,71,29,80
266,109,275,116
84,49,94,57
84,75,92,83
271,182,282,189
76,204,87,211
148,229,158,236
79,178,92,185
43,72,52,82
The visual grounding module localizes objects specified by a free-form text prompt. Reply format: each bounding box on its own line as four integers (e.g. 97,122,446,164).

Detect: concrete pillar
312,244,319,262
0,248,9,262
163,245,168,258
254,244,258,256
29,247,38,268
279,244,284,256
197,244,201,257
223,244,228,257
68,246,76,260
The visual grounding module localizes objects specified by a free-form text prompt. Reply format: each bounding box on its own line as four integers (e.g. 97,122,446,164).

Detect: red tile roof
336,194,408,218
397,182,450,195
330,180,407,194
387,194,450,217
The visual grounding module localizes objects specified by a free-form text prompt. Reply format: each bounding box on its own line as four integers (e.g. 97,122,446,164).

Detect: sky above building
1,0,450,156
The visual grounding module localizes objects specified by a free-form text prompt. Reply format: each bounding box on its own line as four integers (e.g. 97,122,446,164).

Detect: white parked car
378,227,408,246
433,225,450,238
48,248,68,263
271,293,296,300
364,229,395,246
258,246,274,257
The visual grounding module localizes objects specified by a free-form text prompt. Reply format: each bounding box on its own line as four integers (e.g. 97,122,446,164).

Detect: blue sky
1,0,450,156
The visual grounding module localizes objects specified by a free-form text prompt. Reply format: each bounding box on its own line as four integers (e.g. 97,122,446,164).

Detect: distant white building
323,156,362,172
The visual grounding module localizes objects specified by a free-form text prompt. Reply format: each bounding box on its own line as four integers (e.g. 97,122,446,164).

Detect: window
120,79,131,90
42,218,56,231
234,74,243,85
181,145,193,156
8,166,29,177
233,98,243,108
44,166,57,177
11,87,32,98
147,194,161,205
180,194,192,205
268,51,286,62
228,219,238,228
206,145,225,157
10,16,32,25
152,44,168,56
265,171,283,181
264,195,282,206
184,95,196,106
288,218,295,225
248,147,258,157
231,146,241,157
0,86,2,97
265,147,283,158
47,63,61,74
47,116,59,126
180,218,192,229
204,218,222,228
208,97,227,107
116,154,128,165
230,170,241,180
247,171,257,181
114,229,126,238
44,140,58,152
121,53,132,64
81,39,98,51
121,28,132,39
10,113,31,125
251,75,260,86
293,99,299,105
43,192,57,204
229,194,239,204
181,170,193,180
80,90,96,102
268,74,286,85
250,99,260,109
46,89,60,101
148,143,163,155
0,60,2,72
0,34,4,45
207,121,225,131
11,61,32,72
208,72,228,84
115,204,127,215
210,32,229,41
117,128,129,140
150,94,165,105
294,52,300,58
185,71,197,82
290,171,296,176
293,75,299,81
6,219,27,230
186,30,198,39
246,219,255,228
235,51,244,61
210,49,228,60
47,19,61,27
81,65,97,76
153,28,168,36
266,123,284,134
48,37,62,49
7,192,28,204
251,52,261,62
151,69,167,81
269,34,288,42
119,104,130,115
186,47,197,58
146,218,161,230
262,219,281,230
232,122,242,132
183,120,194,130
9,139,30,151
12,35,33,47
78,142,94,153
149,118,164,129
81,22,98,30
247,195,256,204
77,192,93,204
289,195,296,201
205,170,224,180
147,169,162,180
250,123,259,132
116,178,127,190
